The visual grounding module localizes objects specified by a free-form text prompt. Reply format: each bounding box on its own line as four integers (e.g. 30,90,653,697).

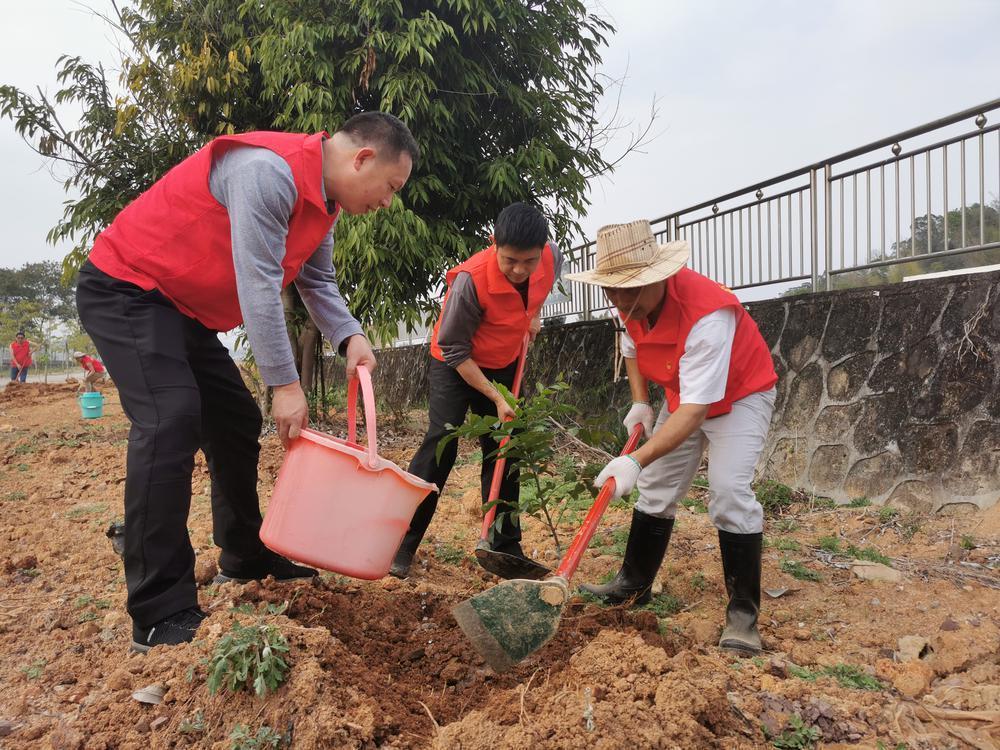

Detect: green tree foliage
0,262,91,363
1,0,638,343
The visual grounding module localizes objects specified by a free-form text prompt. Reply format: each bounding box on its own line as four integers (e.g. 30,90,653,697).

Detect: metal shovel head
452,577,569,672
474,540,552,581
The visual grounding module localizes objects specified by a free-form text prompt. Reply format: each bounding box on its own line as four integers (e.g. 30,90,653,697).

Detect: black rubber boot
718,529,763,655
389,493,438,578
579,509,673,606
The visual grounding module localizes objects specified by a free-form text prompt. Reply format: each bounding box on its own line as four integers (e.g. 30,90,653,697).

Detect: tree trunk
298,321,319,393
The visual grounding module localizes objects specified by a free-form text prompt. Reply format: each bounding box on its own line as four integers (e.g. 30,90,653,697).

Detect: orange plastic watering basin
260,367,436,579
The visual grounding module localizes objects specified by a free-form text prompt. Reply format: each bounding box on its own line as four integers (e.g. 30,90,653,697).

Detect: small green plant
206,622,290,696
808,497,838,510
229,724,286,750
960,535,976,550
847,497,871,508
771,537,802,552
846,544,891,566
773,518,799,533
680,496,708,513
771,714,821,749
77,611,98,623
21,658,46,680
780,558,822,582
691,475,709,489
877,506,899,522
440,379,613,554
641,592,683,618
435,543,467,565
65,503,107,519
756,480,796,514
5,491,27,501
595,526,630,557
875,741,908,750
179,710,206,734
16,463,29,472
816,535,841,553
790,663,883,691
689,572,707,591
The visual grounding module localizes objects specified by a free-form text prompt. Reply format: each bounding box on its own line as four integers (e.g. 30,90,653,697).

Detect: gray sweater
209,145,364,386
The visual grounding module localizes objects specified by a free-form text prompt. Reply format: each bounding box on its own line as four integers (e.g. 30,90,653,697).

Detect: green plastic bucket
78,392,104,419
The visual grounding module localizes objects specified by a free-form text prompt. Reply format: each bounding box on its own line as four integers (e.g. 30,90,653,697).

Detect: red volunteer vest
81,356,105,373
430,244,556,369
88,131,338,332
623,268,777,418
11,340,31,367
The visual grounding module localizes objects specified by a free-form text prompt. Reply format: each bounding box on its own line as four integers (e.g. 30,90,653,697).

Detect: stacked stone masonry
328,270,1000,512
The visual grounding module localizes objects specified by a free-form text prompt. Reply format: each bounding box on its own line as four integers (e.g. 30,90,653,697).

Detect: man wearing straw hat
73,350,107,392
75,113,419,652
391,202,561,579
567,220,777,655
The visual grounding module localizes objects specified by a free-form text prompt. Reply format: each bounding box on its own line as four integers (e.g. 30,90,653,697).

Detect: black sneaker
213,548,318,584
131,607,206,653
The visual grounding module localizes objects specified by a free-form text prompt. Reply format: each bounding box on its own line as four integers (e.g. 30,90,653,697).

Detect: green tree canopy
2,0,639,343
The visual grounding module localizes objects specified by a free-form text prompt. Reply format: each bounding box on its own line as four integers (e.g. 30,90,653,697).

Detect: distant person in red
9,331,34,382
74,351,107,391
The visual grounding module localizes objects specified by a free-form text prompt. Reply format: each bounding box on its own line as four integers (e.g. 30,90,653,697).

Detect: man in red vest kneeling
75,113,419,651
390,203,561,579
569,220,778,655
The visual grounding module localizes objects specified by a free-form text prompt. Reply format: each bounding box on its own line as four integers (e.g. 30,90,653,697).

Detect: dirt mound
434,630,751,749
1,382,999,749
0,381,79,405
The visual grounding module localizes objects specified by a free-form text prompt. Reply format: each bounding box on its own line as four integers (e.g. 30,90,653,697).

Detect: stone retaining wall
326,270,1000,510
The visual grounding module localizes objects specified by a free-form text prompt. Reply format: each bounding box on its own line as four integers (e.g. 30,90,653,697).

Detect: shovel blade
452,577,569,672
474,542,552,581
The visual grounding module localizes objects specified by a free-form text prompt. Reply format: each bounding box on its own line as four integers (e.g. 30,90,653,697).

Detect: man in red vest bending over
569,220,777,655
390,203,561,579
75,113,418,652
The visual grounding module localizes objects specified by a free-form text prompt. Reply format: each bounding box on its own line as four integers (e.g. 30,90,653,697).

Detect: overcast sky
2,0,999,269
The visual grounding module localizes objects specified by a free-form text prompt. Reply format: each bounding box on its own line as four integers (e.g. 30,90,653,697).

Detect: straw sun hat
565,220,690,289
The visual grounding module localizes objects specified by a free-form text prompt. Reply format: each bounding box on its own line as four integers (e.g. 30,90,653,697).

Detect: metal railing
546,98,1000,320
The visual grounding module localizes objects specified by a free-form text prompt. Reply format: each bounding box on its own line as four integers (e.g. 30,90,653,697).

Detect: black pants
76,262,267,627
403,358,522,553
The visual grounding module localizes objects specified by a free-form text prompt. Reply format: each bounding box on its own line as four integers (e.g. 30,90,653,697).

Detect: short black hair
494,202,548,250
15,331,25,337
338,111,420,166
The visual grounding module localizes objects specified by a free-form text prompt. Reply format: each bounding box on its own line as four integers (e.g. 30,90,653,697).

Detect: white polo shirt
619,308,736,405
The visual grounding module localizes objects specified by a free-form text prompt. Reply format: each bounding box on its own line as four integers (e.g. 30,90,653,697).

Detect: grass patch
816,535,841,553
756,480,796,514
689,572,708,591
16,463,29,472
229,724,287,750
680,496,708,513
790,663,883,691
691,475,709,489
773,518,799,533
641,592,683,617
435,544,467,565
960,535,976,550
847,497,871,508
594,526,630,557
877,506,899,522
769,537,802,552
780,558,822,582
846,544,891,565
21,658,46,680
65,503,108,519
5,491,27,501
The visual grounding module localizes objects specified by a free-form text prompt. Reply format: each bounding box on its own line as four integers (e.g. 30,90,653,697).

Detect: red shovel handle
479,335,530,541
554,425,644,581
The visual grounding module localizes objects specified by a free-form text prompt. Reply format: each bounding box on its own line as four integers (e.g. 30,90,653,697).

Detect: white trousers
634,388,776,534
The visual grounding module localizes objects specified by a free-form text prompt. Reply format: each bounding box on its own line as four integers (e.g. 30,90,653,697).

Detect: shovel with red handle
473,336,553,580
454,425,645,671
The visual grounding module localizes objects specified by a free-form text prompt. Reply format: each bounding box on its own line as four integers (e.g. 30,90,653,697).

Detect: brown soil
0,381,998,749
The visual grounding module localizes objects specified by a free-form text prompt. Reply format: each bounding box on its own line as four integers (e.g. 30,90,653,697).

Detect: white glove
623,402,655,438
594,455,643,499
